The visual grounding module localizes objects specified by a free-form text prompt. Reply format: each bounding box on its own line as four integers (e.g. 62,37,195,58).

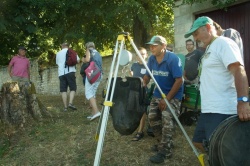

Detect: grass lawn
0,94,208,166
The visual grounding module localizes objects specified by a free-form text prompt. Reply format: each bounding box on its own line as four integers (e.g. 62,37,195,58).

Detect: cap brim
146,41,159,45
184,27,199,38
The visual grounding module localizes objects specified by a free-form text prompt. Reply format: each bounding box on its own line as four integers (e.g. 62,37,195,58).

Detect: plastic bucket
209,115,250,166
182,85,201,108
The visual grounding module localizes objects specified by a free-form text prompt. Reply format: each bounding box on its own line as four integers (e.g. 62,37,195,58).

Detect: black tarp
109,77,146,135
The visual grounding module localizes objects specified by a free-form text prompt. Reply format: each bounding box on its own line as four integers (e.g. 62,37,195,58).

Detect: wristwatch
237,96,249,102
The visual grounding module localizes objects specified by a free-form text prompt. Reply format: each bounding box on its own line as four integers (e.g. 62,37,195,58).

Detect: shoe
147,127,155,137
64,108,68,112
132,132,144,141
149,152,166,164
90,112,101,121
150,144,158,152
68,103,77,110
87,115,92,119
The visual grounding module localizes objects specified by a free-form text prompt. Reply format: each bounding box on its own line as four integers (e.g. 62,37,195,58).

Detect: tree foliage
0,0,174,66
182,0,237,9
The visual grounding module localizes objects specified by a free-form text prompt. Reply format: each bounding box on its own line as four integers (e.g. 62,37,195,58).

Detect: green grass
0,95,207,166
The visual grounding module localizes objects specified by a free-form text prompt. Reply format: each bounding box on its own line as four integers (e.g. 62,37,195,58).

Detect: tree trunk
133,16,149,48
0,81,50,128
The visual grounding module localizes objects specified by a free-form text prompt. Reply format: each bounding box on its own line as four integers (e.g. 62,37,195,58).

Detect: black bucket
209,115,250,166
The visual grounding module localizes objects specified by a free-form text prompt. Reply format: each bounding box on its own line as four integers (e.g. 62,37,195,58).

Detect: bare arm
28,67,30,80
77,55,80,63
85,48,91,62
228,62,250,121
143,75,150,86
166,77,183,100
8,63,12,77
129,71,133,77
159,77,183,111
183,70,188,80
28,61,31,80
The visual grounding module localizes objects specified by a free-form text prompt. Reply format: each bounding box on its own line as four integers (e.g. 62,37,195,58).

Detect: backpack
85,61,101,84
65,48,78,68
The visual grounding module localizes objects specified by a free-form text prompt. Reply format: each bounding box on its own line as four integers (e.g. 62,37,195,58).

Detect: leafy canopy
0,0,235,66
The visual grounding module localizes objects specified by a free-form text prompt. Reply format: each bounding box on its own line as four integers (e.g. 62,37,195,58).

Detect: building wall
174,0,250,86
173,0,248,55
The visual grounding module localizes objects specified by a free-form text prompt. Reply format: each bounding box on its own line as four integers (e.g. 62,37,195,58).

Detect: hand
237,102,250,121
158,99,167,111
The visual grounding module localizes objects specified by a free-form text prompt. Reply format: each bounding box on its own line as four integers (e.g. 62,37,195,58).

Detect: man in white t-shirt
184,16,250,152
56,42,80,111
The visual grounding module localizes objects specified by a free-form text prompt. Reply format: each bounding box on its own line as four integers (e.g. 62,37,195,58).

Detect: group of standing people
129,16,250,164
55,42,103,121
8,41,103,122
7,16,250,164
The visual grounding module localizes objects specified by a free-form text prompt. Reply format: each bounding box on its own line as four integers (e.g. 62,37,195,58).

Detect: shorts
12,76,29,82
85,74,102,100
192,113,234,143
59,72,77,92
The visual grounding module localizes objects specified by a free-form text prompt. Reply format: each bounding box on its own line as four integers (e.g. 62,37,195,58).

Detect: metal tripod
93,32,204,166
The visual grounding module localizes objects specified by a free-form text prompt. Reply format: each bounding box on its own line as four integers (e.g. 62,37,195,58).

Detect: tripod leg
94,105,111,166
93,34,126,166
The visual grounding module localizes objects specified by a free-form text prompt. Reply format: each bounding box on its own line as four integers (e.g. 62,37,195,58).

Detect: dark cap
146,36,167,45
19,46,27,51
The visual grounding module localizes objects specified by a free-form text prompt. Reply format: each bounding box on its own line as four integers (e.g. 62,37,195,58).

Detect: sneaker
64,108,68,112
90,112,101,121
149,152,166,164
68,103,77,110
87,115,92,119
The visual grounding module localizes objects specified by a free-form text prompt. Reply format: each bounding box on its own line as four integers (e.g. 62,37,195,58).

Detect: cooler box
182,84,201,109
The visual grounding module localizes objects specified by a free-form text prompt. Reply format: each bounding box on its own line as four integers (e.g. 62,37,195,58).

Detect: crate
182,85,201,109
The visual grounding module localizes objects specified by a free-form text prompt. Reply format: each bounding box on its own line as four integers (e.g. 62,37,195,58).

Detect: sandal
132,132,144,141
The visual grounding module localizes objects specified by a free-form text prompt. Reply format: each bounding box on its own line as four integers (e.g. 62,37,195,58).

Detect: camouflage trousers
148,97,181,157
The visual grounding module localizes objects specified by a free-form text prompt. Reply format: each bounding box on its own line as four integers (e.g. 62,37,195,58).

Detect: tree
182,0,237,9
0,0,235,66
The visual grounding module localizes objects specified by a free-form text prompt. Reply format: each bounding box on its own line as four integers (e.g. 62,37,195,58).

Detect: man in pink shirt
8,46,30,83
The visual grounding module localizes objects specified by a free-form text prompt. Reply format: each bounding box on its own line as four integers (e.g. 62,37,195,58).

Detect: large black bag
109,77,146,135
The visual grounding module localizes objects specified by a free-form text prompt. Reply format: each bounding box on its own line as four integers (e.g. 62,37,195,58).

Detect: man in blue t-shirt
144,36,183,164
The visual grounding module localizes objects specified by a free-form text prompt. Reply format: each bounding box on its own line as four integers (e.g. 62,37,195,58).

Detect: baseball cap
61,42,69,47
19,46,27,51
146,36,167,45
184,16,214,38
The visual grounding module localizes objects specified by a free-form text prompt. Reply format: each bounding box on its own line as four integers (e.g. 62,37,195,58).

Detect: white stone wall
0,56,116,96
0,53,145,96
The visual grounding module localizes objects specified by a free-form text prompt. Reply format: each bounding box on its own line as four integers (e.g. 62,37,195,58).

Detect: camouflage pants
148,97,181,157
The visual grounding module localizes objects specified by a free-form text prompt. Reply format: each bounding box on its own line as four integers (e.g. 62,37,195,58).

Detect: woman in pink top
8,46,30,83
